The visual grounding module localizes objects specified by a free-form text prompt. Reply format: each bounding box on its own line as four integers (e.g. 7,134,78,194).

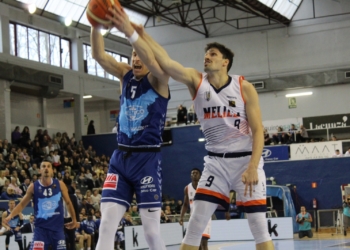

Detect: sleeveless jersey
193,73,253,153
187,183,197,212
7,209,19,228
118,70,169,147
33,178,64,231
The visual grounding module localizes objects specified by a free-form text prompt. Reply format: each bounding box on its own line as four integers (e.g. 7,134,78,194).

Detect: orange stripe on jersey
239,76,246,104
196,188,230,203
236,199,266,206
192,73,203,101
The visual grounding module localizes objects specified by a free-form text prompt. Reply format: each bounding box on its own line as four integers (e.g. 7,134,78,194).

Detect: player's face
131,50,149,78
191,170,201,182
204,48,227,73
300,206,306,213
40,162,53,178
8,201,16,209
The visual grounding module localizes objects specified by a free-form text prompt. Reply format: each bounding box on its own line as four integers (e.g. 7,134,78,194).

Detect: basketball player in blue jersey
110,6,274,250
1,200,24,250
90,8,170,250
3,161,78,250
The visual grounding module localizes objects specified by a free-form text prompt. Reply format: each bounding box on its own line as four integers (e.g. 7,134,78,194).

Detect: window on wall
9,22,71,69
82,44,129,81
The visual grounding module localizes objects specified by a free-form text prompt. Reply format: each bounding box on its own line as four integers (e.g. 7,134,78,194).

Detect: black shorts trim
238,205,267,213
118,145,160,152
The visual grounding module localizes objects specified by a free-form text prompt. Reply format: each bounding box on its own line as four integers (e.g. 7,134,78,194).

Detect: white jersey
187,183,197,212
194,73,253,153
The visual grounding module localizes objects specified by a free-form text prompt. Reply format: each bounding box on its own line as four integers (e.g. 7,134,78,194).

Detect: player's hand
131,22,144,37
14,226,20,232
64,221,77,229
225,212,231,221
3,216,12,227
242,167,259,197
179,218,183,226
106,6,133,37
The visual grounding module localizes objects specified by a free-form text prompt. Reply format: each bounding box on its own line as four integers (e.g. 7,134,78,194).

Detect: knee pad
246,212,271,244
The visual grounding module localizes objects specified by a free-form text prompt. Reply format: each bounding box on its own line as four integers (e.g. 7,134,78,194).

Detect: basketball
86,0,121,29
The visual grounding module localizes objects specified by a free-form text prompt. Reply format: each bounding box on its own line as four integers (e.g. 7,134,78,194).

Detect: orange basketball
86,0,121,29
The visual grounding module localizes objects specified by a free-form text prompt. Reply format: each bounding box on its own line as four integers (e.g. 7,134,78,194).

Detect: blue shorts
101,149,163,209
30,227,66,250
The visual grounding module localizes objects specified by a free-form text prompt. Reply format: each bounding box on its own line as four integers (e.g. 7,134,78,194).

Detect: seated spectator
0,152,6,170
0,170,7,187
91,189,101,210
76,224,92,250
345,148,350,156
131,205,139,217
164,205,173,215
1,179,10,193
332,149,343,157
296,124,309,143
21,215,35,233
9,177,22,195
20,177,30,196
264,128,272,145
287,124,298,143
175,200,183,214
272,127,289,144
160,210,172,223
52,150,62,170
20,126,31,147
177,105,188,125
331,135,337,141
63,171,72,187
0,187,22,200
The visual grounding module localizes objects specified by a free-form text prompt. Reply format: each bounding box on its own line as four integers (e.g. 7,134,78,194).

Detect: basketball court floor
167,233,350,250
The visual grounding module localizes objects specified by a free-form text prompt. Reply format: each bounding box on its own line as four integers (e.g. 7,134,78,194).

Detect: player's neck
207,72,229,89
40,177,52,186
192,181,198,189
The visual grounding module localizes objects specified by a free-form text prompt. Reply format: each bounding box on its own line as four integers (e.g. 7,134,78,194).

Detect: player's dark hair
191,168,202,176
205,42,234,72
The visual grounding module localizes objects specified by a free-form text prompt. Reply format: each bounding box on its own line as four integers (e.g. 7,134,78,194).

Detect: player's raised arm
90,27,131,82
106,7,169,84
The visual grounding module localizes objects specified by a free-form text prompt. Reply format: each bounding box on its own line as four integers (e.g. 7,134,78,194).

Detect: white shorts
195,155,267,213
202,218,211,239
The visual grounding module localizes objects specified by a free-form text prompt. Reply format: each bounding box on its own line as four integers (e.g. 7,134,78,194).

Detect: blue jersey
7,209,19,228
33,178,64,232
118,70,169,147
81,219,96,234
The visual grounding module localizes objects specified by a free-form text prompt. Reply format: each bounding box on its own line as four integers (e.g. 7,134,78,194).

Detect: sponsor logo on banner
263,146,289,161
268,219,278,236
103,173,118,190
303,114,348,130
132,228,138,246
290,141,342,160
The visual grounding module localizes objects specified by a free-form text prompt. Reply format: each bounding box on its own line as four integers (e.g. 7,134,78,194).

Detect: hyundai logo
262,149,272,158
140,176,153,185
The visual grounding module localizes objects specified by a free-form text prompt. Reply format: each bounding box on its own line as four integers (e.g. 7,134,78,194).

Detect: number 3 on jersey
43,188,52,196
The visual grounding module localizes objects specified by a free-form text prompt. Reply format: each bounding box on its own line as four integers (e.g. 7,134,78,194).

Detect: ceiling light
285,92,313,98
198,138,205,142
64,17,72,27
83,95,92,99
28,3,36,14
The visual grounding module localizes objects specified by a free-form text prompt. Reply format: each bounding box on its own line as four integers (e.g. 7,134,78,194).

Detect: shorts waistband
118,145,161,152
207,151,252,158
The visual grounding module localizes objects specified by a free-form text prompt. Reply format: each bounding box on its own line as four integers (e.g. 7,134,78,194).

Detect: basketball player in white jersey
110,6,274,250
179,168,211,250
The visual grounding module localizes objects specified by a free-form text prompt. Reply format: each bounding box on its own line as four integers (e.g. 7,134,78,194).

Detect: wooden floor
167,232,350,250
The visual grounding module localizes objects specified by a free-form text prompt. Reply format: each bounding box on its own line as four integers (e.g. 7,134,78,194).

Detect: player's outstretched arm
131,23,201,91
60,181,78,229
90,27,131,82
4,184,34,224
